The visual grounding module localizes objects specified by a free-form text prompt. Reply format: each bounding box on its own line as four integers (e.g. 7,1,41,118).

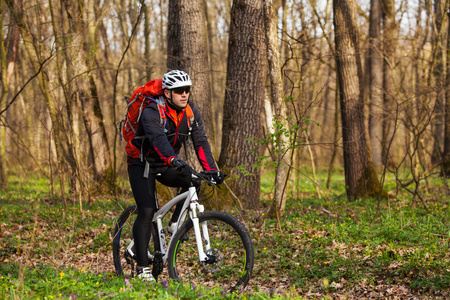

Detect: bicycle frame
126,184,211,265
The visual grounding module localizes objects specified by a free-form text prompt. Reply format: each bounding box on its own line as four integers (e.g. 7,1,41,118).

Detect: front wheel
167,211,254,292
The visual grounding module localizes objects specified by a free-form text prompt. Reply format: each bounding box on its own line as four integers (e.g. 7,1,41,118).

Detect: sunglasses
171,86,191,95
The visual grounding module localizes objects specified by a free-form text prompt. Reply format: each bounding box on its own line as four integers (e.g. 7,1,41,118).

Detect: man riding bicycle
127,70,224,281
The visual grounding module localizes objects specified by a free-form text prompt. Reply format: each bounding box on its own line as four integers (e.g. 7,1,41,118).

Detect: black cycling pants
128,163,191,267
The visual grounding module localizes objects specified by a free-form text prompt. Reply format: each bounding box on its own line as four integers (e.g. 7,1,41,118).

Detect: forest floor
1,174,450,299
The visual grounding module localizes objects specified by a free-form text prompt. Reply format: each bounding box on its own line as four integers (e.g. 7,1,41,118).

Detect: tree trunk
62,0,112,188
431,0,448,165
263,0,292,219
50,0,84,193
0,4,20,188
218,0,265,209
326,76,340,189
441,1,450,175
204,1,221,155
0,0,9,188
144,2,152,82
167,0,216,176
167,0,214,146
368,0,383,167
381,0,396,165
409,0,425,187
333,0,381,199
5,0,78,181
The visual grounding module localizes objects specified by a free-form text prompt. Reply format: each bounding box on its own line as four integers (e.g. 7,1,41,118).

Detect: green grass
1,264,272,300
1,173,450,299
258,196,449,290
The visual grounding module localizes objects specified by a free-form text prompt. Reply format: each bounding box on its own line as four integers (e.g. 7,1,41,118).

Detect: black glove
170,157,194,178
170,157,186,168
202,170,225,184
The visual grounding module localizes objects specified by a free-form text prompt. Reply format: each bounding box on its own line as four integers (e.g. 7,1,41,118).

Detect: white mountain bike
112,170,254,292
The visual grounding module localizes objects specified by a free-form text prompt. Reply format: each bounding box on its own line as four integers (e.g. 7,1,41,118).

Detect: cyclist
127,70,224,281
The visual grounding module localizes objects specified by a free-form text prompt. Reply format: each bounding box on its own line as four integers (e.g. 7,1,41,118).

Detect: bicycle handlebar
191,170,226,186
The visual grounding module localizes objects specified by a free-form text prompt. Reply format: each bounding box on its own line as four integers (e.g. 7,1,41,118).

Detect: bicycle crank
201,248,223,272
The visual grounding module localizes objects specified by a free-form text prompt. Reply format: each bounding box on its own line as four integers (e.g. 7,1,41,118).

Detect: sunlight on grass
1,173,449,299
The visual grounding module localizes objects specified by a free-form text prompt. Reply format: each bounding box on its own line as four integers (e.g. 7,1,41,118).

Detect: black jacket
127,98,217,171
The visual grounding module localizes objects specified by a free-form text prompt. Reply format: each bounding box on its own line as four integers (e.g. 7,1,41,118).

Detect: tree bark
263,0,292,219
431,0,449,164
444,4,450,175
144,1,152,81
167,0,214,147
50,0,83,193
0,0,9,187
5,0,78,177
381,0,396,165
218,0,265,209
368,0,383,167
0,2,20,187
62,0,112,187
334,0,381,199
204,1,221,154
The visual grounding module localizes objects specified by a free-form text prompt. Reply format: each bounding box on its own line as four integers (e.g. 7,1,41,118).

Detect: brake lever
175,165,185,171
198,171,216,186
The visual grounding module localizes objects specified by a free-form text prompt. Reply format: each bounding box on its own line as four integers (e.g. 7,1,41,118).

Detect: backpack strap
151,97,193,134
185,104,195,133
124,93,145,136
118,119,125,141
157,104,167,131
149,96,168,132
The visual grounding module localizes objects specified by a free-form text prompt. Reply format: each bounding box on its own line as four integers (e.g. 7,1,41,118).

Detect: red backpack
121,79,194,159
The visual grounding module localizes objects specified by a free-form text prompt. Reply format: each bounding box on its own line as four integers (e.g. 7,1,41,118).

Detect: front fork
190,202,211,262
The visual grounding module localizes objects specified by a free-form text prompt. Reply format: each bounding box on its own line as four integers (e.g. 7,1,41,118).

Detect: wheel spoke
168,211,254,292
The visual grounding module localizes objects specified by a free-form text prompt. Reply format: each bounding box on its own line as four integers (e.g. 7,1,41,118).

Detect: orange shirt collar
166,101,185,127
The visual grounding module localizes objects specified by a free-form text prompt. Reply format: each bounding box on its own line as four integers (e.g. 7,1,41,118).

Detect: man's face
165,86,190,109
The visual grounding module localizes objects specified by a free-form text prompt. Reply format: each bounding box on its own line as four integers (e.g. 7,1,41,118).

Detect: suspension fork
189,201,212,262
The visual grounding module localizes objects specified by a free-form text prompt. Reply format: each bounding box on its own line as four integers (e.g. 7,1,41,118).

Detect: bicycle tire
167,211,254,292
112,205,161,279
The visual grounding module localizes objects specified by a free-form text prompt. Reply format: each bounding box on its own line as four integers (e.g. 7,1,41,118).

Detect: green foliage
1,174,450,298
253,185,450,296
0,264,303,299
247,113,317,170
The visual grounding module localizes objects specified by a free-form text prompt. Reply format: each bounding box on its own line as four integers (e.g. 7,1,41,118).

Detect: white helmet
162,70,192,89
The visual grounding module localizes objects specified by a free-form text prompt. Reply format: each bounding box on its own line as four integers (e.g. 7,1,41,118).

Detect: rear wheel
167,211,254,292
112,206,161,279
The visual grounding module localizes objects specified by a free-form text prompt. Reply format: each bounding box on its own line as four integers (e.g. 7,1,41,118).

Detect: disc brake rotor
201,248,223,272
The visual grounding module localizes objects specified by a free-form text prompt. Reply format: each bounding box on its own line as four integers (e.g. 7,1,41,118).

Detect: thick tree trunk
218,0,265,209
167,0,214,146
334,0,381,200
167,0,216,177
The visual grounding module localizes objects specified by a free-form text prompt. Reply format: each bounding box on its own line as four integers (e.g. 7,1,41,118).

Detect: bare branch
0,51,54,116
